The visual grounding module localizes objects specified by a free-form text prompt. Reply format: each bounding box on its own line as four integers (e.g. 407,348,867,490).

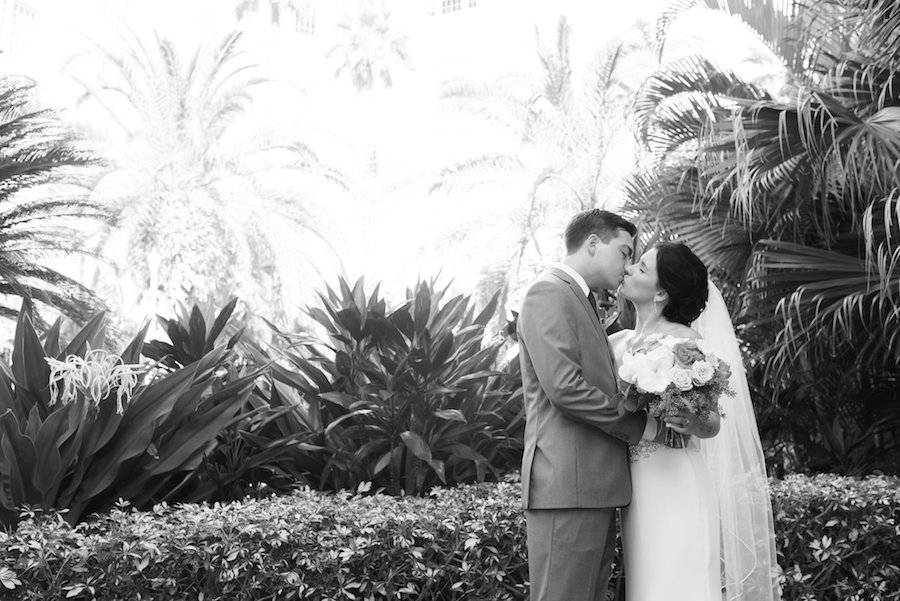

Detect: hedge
0,475,897,600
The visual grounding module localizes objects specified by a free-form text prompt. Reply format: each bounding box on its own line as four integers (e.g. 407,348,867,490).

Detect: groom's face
586,228,634,291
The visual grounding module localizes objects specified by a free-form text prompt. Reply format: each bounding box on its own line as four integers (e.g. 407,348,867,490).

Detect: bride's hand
665,408,720,438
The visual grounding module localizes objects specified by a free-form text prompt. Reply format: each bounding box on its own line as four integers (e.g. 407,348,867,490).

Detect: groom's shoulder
527,269,567,292
522,271,569,305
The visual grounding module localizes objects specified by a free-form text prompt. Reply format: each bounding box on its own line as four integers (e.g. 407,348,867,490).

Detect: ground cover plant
0,474,896,600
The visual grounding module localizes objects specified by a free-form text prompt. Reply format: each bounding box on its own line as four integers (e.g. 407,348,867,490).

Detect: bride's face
619,248,663,304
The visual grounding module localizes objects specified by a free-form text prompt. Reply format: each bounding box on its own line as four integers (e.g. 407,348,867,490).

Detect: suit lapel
548,267,618,386
548,267,605,337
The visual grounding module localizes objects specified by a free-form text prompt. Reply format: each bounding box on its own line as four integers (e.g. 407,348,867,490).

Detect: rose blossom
673,340,704,367
671,368,694,391
691,360,715,385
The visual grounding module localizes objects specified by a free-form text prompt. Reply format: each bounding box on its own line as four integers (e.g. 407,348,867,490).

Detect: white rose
691,360,715,385
671,368,694,391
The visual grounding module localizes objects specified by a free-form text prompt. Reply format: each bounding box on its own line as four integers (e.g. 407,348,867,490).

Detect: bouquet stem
665,429,691,449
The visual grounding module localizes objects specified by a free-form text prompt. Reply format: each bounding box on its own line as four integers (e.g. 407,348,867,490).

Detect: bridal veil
692,281,782,601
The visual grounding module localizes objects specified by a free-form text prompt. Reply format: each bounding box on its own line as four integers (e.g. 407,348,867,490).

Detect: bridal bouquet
617,335,734,448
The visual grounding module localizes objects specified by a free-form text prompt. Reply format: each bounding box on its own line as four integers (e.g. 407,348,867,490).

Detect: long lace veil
691,281,782,601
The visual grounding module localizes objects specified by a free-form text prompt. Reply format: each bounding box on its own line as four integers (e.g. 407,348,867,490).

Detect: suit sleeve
519,279,647,443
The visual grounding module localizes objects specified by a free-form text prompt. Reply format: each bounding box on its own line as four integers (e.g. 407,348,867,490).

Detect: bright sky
1,0,780,326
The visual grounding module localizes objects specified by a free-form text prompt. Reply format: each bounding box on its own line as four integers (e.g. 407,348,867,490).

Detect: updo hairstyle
656,243,709,325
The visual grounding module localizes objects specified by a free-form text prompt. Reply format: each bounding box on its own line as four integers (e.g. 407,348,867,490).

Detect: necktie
587,291,601,322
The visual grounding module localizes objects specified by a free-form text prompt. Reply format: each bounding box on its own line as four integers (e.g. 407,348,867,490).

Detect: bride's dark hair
656,243,709,325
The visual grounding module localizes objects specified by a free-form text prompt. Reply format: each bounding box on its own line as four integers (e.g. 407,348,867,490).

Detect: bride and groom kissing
517,209,780,601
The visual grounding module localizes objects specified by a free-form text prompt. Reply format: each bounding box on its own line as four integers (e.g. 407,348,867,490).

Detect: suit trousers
525,507,617,601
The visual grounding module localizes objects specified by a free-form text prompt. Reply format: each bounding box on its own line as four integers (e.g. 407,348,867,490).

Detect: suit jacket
517,267,648,509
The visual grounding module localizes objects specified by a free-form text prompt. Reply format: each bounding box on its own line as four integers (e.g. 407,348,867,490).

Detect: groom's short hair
565,209,636,253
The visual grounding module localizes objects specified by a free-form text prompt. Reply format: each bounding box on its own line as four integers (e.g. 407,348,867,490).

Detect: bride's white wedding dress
614,282,782,601
622,438,721,600
617,340,721,601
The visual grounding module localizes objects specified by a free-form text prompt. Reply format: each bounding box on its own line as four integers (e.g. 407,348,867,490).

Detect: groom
517,209,666,601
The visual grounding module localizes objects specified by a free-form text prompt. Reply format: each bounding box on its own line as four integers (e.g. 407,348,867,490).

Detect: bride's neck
632,302,666,337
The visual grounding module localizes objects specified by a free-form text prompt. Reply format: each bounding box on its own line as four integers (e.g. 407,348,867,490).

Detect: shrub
0,306,261,526
771,474,900,600
257,277,524,496
0,482,528,600
1,474,896,600
142,297,243,371
141,298,316,503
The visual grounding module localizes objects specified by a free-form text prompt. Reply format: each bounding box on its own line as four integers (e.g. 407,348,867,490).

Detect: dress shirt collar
554,262,591,297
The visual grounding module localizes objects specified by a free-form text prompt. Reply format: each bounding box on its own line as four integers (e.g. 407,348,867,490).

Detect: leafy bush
0,482,529,600
0,306,261,526
1,474,896,600
142,297,243,370
771,474,900,600
258,277,524,496
140,298,316,503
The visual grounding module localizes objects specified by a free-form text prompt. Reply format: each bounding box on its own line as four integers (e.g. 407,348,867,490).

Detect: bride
609,242,781,601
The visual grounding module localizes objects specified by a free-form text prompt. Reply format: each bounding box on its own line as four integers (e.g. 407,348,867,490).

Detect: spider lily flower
45,347,146,414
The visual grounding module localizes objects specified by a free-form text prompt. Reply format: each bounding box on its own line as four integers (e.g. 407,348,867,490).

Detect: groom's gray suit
518,266,650,601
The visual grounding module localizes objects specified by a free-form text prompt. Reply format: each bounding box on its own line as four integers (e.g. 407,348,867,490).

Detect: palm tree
622,0,900,473
433,16,653,315
66,26,346,325
326,0,412,93
0,75,107,324
431,16,646,312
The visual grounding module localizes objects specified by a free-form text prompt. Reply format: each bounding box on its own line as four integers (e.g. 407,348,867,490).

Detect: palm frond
655,0,801,73
430,155,526,195
747,237,900,375
633,55,770,147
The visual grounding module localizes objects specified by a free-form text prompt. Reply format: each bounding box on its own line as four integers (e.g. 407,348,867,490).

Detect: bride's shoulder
660,324,701,342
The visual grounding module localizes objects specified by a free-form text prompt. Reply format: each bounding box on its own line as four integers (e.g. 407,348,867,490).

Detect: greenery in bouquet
617,335,733,448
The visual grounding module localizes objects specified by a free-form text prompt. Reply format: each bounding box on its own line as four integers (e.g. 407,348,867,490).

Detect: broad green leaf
121,320,151,365
400,430,433,463
59,311,107,359
207,297,238,353
0,411,38,509
434,409,467,423
12,308,50,415
188,306,206,359
43,318,62,357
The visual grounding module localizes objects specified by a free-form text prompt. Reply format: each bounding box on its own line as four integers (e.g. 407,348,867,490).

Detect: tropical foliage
433,17,653,312
622,0,900,474
0,304,260,526
256,277,523,496
65,26,345,323
142,297,244,371
140,297,320,502
0,76,107,323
